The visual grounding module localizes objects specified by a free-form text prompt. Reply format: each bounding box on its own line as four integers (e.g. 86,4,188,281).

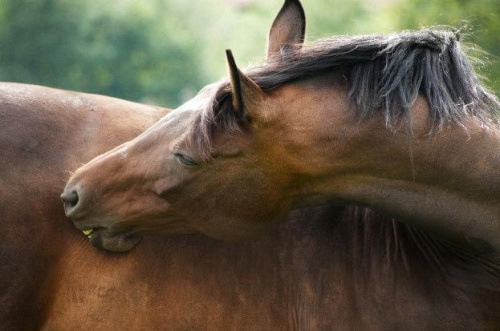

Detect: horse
60,0,499,328
62,0,500,253
3,86,491,329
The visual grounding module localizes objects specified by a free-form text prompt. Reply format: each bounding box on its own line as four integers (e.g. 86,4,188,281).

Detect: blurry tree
0,0,205,106
303,0,371,37
0,0,83,87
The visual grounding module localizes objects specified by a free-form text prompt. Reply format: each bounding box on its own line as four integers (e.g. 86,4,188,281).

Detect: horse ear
226,50,265,120
267,0,306,61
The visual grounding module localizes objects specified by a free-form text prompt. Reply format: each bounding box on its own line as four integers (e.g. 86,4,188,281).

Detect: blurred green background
0,0,498,107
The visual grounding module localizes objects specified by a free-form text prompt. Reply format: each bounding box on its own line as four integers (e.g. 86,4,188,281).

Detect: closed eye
173,153,200,167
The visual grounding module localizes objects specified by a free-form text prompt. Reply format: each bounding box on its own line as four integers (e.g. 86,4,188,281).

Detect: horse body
0,83,167,329
43,206,500,330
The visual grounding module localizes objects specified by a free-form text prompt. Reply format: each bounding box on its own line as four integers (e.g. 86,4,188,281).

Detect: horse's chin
87,228,142,253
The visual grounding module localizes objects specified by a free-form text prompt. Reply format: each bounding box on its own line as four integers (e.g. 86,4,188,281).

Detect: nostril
62,190,79,206
61,189,80,215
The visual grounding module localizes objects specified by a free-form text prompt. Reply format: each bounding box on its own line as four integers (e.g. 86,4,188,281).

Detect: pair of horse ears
227,0,305,116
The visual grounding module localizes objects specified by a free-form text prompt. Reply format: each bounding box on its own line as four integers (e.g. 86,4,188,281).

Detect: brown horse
5,85,495,329
60,0,499,328
3,2,500,328
63,2,499,255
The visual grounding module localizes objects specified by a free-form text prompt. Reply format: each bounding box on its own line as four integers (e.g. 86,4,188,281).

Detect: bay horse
4,86,493,329
63,0,500,254
59,0,499,328
63,2,499,255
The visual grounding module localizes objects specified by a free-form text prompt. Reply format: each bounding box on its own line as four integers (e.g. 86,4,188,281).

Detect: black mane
191,28,500,159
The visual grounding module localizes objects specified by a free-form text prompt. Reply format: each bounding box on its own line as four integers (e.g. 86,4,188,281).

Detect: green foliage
0,0,83,87
0,0,205,105
0,0,497,107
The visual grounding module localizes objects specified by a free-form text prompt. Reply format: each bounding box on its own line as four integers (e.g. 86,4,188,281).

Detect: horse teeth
82,229,94,236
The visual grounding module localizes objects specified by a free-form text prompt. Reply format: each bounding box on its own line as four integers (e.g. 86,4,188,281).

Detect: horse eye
173,153,199,167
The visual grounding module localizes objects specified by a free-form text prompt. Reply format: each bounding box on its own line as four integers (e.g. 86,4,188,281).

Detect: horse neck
290,90,500,254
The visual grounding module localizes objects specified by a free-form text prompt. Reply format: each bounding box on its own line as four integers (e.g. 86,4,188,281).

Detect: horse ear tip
226,50,238,70
225,49,234,61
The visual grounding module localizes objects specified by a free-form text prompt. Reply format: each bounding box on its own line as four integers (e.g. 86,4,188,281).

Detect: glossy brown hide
1,83,498,329
43,207,500,330
0,83,167,329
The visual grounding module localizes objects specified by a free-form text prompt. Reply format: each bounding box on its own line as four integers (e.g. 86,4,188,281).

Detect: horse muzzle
61,183,142,253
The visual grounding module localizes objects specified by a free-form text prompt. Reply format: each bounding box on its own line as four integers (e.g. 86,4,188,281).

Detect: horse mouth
82,228,95,237
81,227,142,253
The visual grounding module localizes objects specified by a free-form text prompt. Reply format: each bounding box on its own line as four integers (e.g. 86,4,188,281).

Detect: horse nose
61,187,81,217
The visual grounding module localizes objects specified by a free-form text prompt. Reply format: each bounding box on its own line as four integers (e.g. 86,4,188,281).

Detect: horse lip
73,222,97,231
81,227,105,238
88,228,143,252
72,220,138,247
84,227,106,241
80,226,133,239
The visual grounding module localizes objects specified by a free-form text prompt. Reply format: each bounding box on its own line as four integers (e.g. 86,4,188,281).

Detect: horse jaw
88,228,142,253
